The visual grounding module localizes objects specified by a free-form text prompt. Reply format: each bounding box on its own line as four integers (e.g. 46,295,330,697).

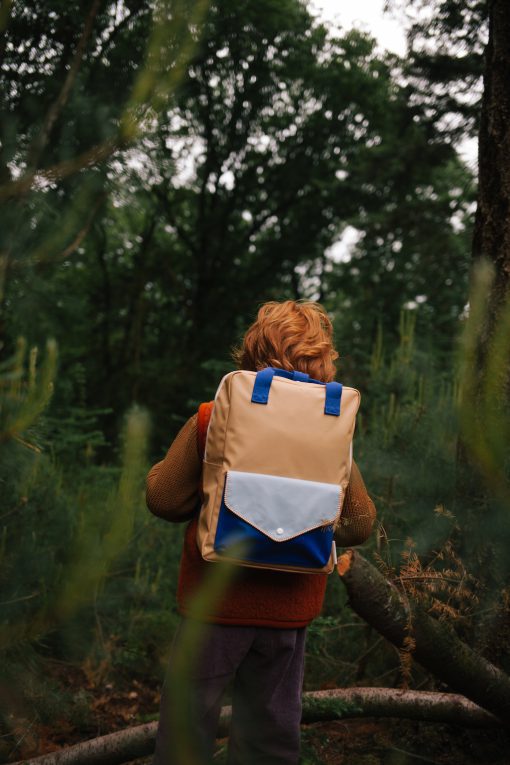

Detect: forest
1,0,509,763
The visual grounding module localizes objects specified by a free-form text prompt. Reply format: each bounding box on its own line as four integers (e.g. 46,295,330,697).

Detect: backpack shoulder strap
197,401,214,460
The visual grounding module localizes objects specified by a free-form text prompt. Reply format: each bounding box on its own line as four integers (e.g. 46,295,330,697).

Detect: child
146,300,376,765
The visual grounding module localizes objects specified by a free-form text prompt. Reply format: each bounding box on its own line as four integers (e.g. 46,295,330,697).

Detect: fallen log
337,550,510,724
13,688,500,765
298,687,500,728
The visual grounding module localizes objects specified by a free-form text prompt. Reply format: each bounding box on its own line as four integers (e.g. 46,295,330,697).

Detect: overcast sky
310,0,408,55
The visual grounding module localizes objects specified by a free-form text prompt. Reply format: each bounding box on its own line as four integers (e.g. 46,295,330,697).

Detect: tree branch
337,550,510,724
91,7,135,60
37,192,107,268
0,0,13,64
11,689,501,765
0,136,123,203
153,183,198,257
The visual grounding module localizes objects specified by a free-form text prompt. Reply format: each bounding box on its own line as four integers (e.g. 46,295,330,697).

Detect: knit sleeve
334,459,376,547
146,413,201,522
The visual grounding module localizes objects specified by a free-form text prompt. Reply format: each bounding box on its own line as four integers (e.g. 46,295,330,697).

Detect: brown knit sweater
146,403,376,627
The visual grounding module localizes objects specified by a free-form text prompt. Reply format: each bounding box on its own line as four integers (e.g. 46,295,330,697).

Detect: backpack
196,367,360,574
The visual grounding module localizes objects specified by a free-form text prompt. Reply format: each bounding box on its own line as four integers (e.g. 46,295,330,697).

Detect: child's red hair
233,300,338,383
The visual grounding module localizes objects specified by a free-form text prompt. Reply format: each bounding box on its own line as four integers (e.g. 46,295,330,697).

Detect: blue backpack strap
324,382,342,416
252,368,306,403
252,367,312,404
251,367,276,404
252,367,342,415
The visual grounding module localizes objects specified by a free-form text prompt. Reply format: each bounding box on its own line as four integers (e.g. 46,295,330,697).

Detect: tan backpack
197,367,360,574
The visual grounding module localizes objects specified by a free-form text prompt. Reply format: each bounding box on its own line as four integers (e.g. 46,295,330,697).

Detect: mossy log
337,550,510,724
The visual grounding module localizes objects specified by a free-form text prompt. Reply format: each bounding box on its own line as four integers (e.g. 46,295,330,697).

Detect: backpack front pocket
214,470,341,571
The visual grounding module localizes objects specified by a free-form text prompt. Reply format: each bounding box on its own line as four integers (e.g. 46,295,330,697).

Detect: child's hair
233,300,339,383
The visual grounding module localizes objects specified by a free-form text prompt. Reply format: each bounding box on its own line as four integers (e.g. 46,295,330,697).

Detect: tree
337,551,510,723
0,0,475,451
0,0,205,346
388,0,488,142
471,0,510,320
452,0,510,596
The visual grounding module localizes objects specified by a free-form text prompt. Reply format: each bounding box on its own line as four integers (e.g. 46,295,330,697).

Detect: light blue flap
223,470,341,542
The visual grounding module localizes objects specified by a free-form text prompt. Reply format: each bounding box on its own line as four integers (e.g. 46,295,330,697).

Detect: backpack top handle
251,366,343,417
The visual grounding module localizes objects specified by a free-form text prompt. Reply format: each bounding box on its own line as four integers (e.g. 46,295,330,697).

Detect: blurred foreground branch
12,688,500,765
26,0,102,172
337,550,510,724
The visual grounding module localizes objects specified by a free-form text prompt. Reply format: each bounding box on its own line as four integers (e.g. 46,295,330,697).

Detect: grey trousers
153,619,307,765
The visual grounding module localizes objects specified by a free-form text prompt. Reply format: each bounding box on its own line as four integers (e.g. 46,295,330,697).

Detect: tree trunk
12,688,500,765
336,550,510,724
472,0,510,323
455,0,510,624
463,0,510,459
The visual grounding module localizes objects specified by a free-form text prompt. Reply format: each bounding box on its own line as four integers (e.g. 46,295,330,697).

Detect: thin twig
0,591,39,607
32,193,107,268
388,745,441,764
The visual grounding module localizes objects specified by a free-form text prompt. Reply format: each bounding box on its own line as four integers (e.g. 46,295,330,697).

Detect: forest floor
6,658,510,765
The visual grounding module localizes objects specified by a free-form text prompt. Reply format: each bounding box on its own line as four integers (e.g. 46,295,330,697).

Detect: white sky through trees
309,0,477,267
311,0,478,169
310,0,407,55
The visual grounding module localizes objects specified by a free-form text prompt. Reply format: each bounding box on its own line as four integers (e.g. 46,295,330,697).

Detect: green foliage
0,0,475,454
1,311,508,753
0,339,63,629
458,260,510,505
0,642,93,760
307,313,465,691
42,404,111,462
306,289,510,685
0,337,57,448
327,157,475,370
0,339,157,750
353,311,459,559
2,0,509,758
0,0,208,441
301,694,363,720
387,0,487,141
452,260,510,602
